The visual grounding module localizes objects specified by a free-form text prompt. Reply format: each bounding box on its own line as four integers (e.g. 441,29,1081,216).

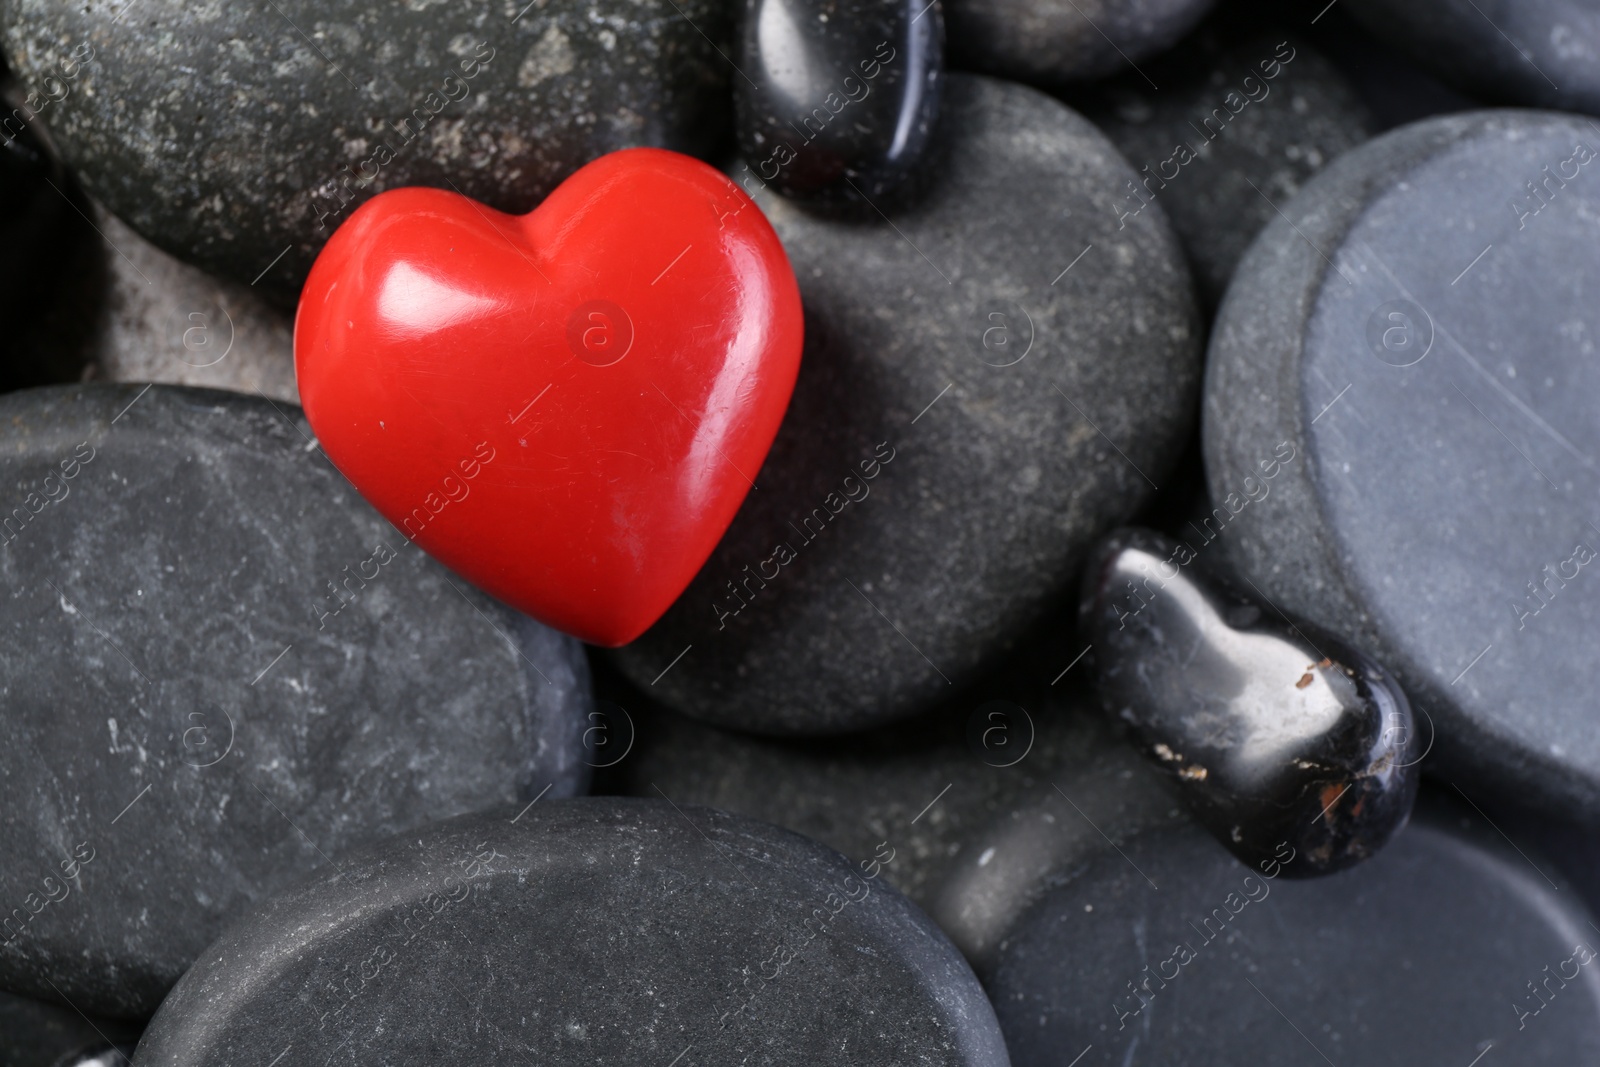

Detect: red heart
294,148,804,646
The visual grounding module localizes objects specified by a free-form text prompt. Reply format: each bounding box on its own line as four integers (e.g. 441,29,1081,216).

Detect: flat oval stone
734,0,942,206
1080,528,1418,875
1086,32,1374,307
0,384,590,1018
944,0,1214,84
613,74,1200,735
0,0,732,298
1343,0,1600,114
988,794,1600,1066
0,989,138,1066
133,798,1010,1066
1204,111,1600,820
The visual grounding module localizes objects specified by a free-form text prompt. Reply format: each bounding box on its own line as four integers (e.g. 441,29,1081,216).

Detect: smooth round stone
1087,33,1374,307
610,671,1184,971
989,795,1600,1066
1080,528,1418,876
1343,0,1600,114
0,384,591,1019
1204,111,1600,820
944,0,1214,85
735,0,942,206
0,0,732,298
614,74,1200,735
133,798,1010,1066
66,204,297,402
0,990,138,1067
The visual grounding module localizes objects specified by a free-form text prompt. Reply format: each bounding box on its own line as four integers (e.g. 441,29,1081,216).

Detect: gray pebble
612,74,1201,736
945,0,1215,85
0,384,591,1018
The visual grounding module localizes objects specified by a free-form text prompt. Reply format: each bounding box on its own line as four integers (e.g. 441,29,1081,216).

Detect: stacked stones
3,0,1600,1063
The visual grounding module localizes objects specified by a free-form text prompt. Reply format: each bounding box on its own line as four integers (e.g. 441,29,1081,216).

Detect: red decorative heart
295,148,804,646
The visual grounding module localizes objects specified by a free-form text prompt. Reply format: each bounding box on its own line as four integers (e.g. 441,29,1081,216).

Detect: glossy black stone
1079,527,1419,876
133,799,1009,1066
0,989,137,1067
734,0,942,206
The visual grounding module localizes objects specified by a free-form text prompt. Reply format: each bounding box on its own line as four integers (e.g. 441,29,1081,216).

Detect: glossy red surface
295,148,804,646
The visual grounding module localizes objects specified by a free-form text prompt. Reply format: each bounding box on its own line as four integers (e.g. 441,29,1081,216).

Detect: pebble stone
1204,110,1600,822
613,73,1201,735
0,384,591,1019
988,794,1600,1066
943,0,1215,85
71,205,297,402
734,0,943,207
132,798,1011,1066
0,989,138,1066
1080,528,1419,876
0,0,733,298
1086,33,1375,307
1343,0,1600,115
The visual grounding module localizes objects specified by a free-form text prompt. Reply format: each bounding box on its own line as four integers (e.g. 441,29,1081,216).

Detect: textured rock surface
1087,34,1375,307
1344,0,1600,114
944,0,1215,85
1204,111,1600,822
989,794,1600,1066
0,989,138,1066
71,206,297,401
1081,527,1418,876
735,0,942,206
0,384,591,1019
134,798,1011,1066
0,0,732,298
614,74,1200,735
610,671,1185,972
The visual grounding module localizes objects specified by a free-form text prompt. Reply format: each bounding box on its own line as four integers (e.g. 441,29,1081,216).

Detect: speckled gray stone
0,384,591,1019
1205,111,1600,822
612,74,1201,735
0,989,138,1066
945,0,1215,85
988,794,1600,1066
66,205,297,402
1089,34,1375,307
1343,0,1600,115
132,798,1011,1066
0,0,732,298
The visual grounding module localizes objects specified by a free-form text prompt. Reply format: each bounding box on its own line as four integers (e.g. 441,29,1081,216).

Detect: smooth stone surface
614,74,1200,735
1080,528,1418,875
1344,0,1600,114
1087,34,1374,307
69,205,296,402
989,794,1600,1066
0,0,732,298
0,384,591,1019
1204,111,1600,821
0,990,138,1067
607,671,1185,972
134,798,1011,1066
735,0,942,206
944,0,1214,85
0,70,99,392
